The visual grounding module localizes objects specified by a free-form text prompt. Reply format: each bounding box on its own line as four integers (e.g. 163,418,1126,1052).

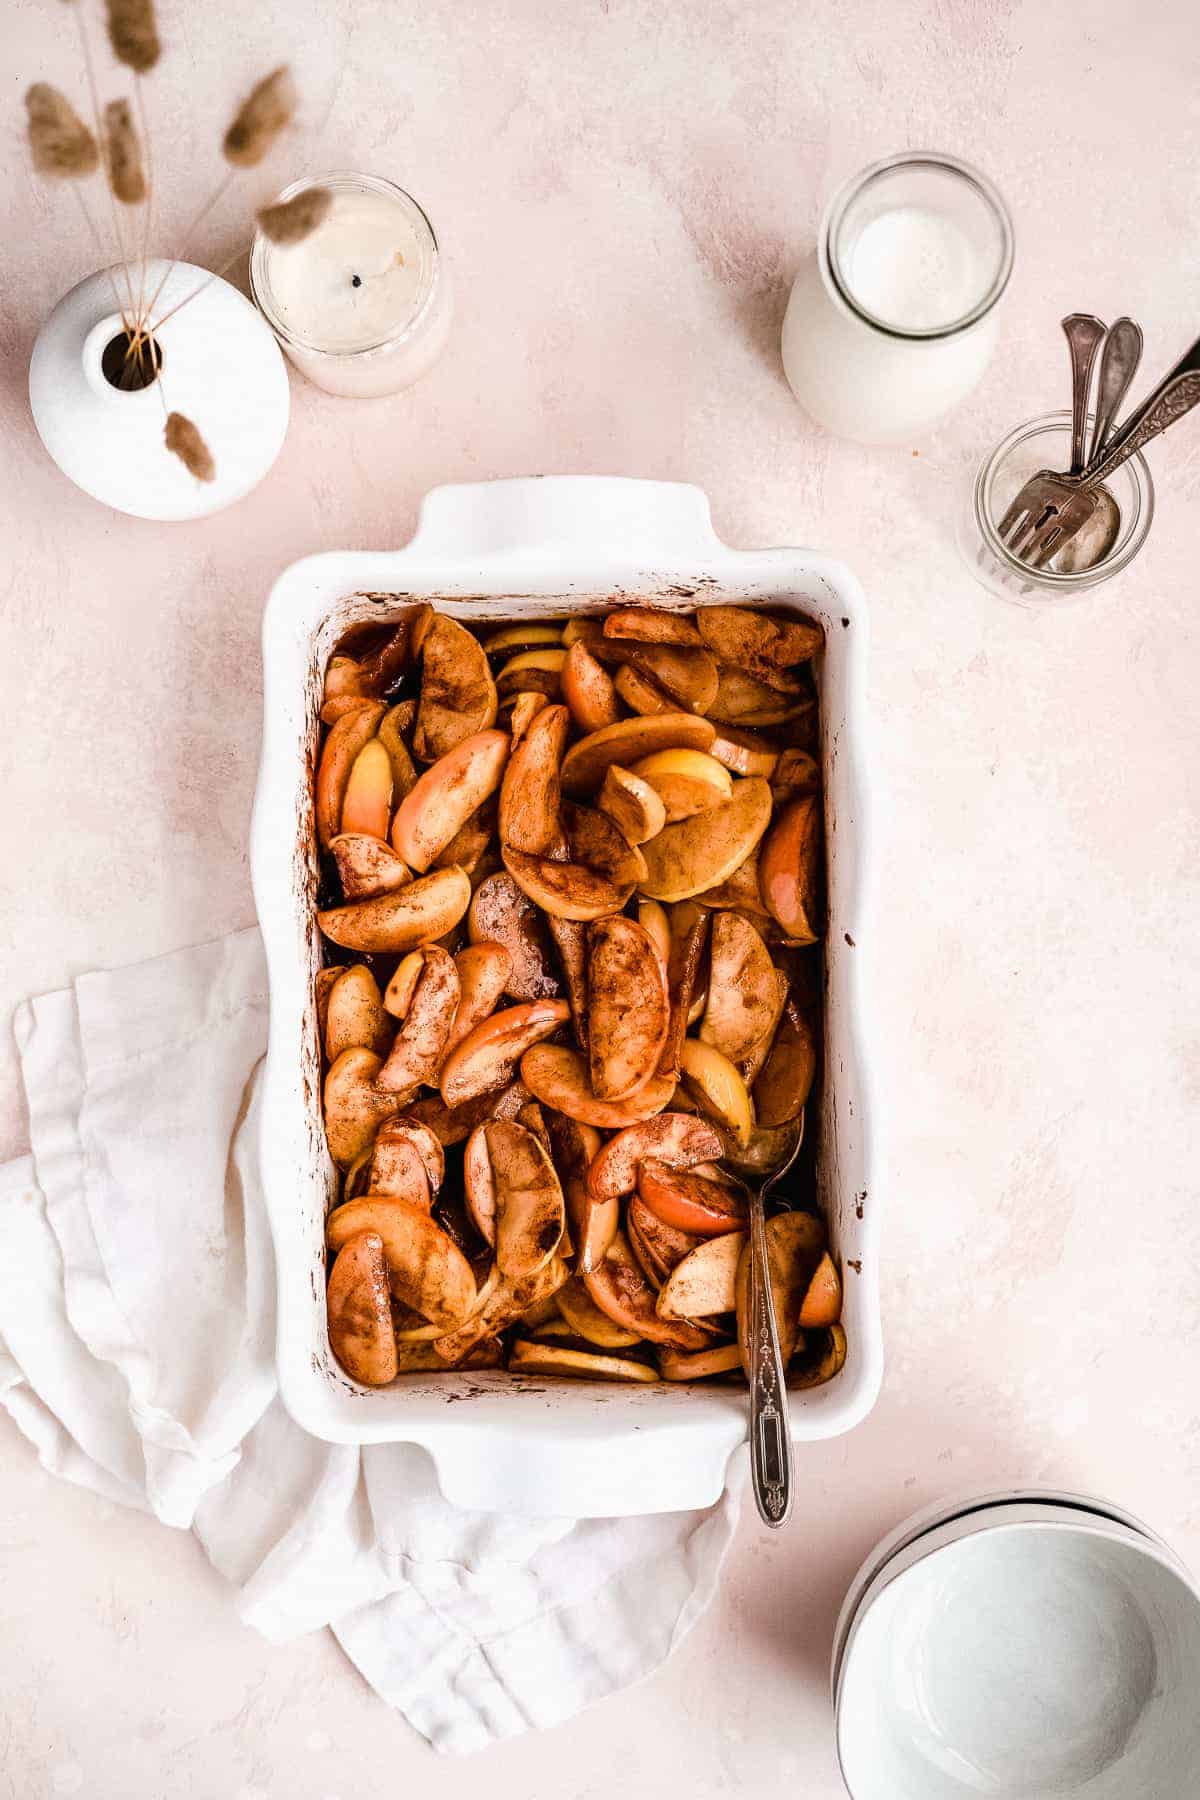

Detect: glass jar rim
974,409,1155,588
250,172,443,359
820,151,1014,342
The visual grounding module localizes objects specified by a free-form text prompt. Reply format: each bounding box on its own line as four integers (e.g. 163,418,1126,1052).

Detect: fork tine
997,494,1032,539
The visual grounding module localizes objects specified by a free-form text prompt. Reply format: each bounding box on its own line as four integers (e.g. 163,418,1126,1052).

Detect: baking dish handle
410,1412,749,1520
406,475,722,561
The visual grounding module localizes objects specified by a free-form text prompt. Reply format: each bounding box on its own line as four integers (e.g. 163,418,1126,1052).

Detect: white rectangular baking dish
251,476,881,1517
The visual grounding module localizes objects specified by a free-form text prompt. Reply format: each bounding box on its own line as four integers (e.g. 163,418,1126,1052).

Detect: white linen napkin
0,928,741,1754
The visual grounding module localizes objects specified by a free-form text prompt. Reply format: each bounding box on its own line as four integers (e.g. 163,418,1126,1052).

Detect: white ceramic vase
28,259,291,521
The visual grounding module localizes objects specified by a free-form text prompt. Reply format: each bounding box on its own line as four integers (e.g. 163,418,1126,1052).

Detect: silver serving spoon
726,1124,804,1527
1062,313,1107,475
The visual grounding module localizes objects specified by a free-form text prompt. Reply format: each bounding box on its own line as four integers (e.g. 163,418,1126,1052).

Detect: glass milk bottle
781,153,1013,444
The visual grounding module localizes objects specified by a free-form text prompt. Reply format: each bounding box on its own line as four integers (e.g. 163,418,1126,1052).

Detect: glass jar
250,173,452,398
781,153,1013,444
958,411,1154,603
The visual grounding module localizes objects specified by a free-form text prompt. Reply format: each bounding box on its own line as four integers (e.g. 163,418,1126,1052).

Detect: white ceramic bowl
831,1488,1179,1700
835,1504,1200,1800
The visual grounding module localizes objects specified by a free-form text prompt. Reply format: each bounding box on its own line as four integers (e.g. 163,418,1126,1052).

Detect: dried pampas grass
164,413,215,482
256,185,332,246
104,98,146,204
105,0,160,74
223,65,296,168
26,83,100,179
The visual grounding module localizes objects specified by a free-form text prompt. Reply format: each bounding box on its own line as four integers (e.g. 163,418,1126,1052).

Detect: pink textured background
2,0,1199,1793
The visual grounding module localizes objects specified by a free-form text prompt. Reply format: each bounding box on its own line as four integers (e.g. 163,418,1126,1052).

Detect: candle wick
351,274,362,288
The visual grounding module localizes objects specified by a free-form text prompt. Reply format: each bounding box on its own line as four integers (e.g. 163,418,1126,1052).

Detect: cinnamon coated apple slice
586,915,669,1100
326,1197,476,1329
582,1232,710,1350
317,866,472,954
440,999,570,1108
637,777,772,904
331,833,412,902
520,1045,675,1130
322,1046,404,1167
556,1277,643,1349
468,873,562,1000
374,945,460,1096
497,703,569,855
482,1118,566,1280
413,615,498,761
444,941,512,1052
602,607,703,646
390,729,510,871
758,794,823,943
561,641,620,733
679,1039,755,1147
789,1323,847,1388
699,912,780,1063
657,1232,746,1320
752,996,817,1127
797,1251,842,1328
434,1255,569,1363
324,964,393,1065
637,1158,748,1237
695,605,823,680
326,1231,398,1386
656,1342,742,1381
586,1112,722,1203
559,713,717,796
340,737,394,840
596,766,666,845
315,701,386,848
508,1340,657,1383
543,1111,612,1275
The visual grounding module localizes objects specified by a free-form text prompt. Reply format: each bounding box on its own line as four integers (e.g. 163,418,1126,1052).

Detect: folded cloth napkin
0,929,741,1753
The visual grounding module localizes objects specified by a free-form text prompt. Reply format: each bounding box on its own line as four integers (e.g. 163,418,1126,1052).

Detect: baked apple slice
603,607,702,646
544,1110,613,1275
679,1039,755,1147
699,912,780,1063
440,999,570,1107
340,737,394,841
390,729,510,871
434,1255,569,1363
508,1340,657,1383
556,1277,643,1348
758,794,823,943
561,641,620,733
315,701,386,848
560,713,717,796
483,1118,566,1280
323,964,392,1063
630,748,732,822
657,1343,742,1381
586,915,669,1100
637,1158,747,1236
445,941,512,1051
637,777,772,903
790,1323,847,1388
586,1112,722,1202
520,1045,675,1129
322,1046,404,1166
657,1232,746,1320
582,1232,710,1350
326,1197,477,1328
331,833,412,901
375,945,460,1095
695,604,823,681
753,996,817,1126
468,872,562,1000
797,1252,842,1328
413,615,498,760
497,702,569,855
596,766,665,845
318,866,472,954
326,1230,398,1386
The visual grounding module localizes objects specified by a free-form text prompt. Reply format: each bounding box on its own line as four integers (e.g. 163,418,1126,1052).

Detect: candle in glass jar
251,174,452,398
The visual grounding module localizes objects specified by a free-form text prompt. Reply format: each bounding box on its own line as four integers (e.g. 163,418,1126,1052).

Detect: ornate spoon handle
748,1188,793,1527
1088,333,1200,487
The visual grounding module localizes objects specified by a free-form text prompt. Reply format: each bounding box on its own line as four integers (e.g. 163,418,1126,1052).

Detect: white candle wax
251,175,451,398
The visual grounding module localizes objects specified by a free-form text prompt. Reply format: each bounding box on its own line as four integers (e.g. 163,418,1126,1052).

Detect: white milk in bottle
782,154,1013,444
